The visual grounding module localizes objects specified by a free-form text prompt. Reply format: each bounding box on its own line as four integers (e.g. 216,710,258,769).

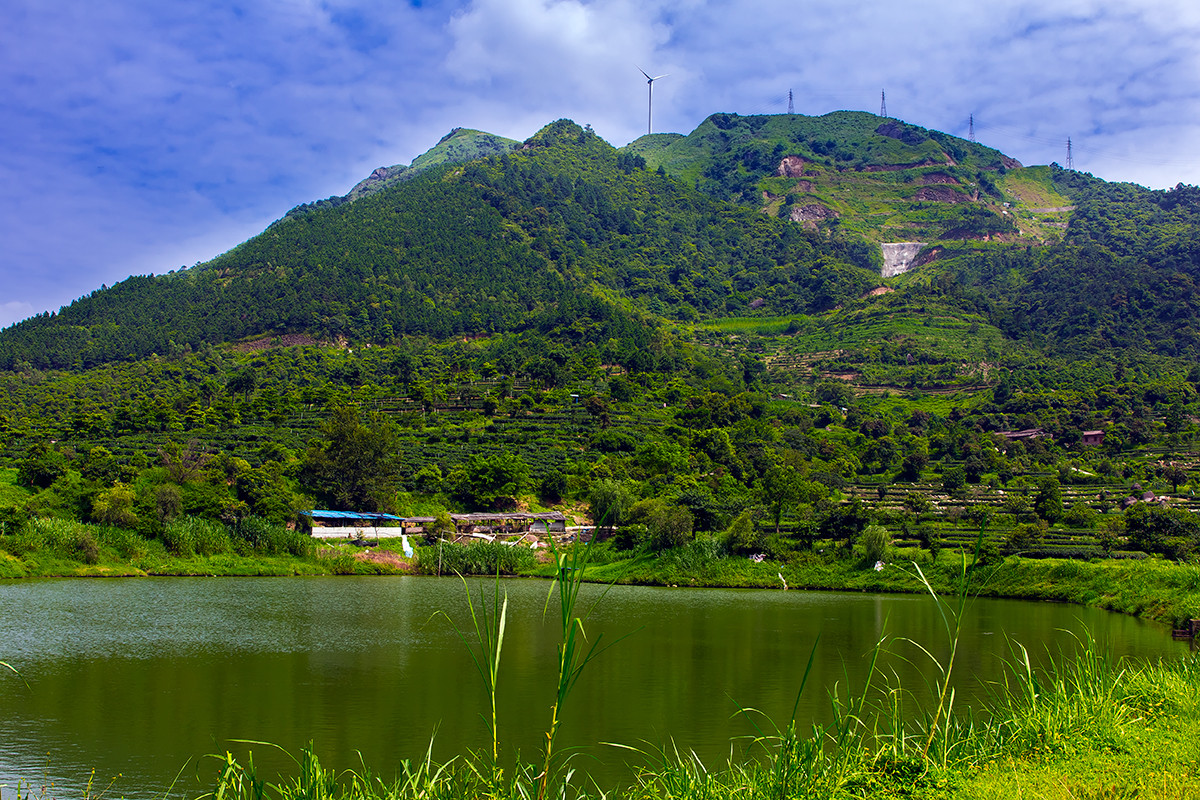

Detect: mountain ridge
2,113,1198,374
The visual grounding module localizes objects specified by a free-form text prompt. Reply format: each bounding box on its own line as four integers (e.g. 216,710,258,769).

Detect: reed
535,537,632,800
436,572,508,786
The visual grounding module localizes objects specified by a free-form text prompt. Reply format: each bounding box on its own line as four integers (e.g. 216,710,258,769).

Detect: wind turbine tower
638,67,669,136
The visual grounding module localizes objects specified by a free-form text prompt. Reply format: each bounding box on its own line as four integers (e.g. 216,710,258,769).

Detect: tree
17,442,67,490
759,467,825,535
820,498,870,552
858,524,890,563
92,482,139,528
588,479,635,537
1162,462,1189,493
451,452,530,510
301,404,402,512
1034,477,1063,523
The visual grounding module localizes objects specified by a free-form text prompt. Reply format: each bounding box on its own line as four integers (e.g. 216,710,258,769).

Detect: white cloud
2,0,1199,323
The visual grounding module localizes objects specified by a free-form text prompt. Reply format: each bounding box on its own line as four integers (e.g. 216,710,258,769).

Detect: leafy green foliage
301,404,402,512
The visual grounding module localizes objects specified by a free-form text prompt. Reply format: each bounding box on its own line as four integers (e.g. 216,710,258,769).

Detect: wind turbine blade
652,74,669,81
637,66,652,80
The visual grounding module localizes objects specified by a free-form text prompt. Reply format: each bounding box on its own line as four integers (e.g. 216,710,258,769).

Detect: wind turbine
638,67,668,136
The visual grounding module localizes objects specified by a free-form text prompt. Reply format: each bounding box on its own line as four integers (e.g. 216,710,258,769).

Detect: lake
0,576,1188,798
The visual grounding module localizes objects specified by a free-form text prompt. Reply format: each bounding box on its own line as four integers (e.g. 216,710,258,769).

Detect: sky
3,0,1200,328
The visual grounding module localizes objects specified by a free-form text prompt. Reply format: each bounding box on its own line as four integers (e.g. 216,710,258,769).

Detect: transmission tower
788,89,794,114
968,114,975,143
880,90,887,118
1066,137,1074,170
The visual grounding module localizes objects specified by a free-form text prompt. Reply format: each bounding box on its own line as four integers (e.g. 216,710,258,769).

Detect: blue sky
3,0,1199,328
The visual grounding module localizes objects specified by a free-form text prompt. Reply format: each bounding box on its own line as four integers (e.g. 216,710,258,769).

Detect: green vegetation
2,109,1200,795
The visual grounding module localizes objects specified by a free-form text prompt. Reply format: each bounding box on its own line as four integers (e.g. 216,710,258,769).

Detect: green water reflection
0,576,1187,798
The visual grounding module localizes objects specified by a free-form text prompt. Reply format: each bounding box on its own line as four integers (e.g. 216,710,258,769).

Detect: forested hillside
0,120,876,371
5,112,1200,588
916,173,1200,357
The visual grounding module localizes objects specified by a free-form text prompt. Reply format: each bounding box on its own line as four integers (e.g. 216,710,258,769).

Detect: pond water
0,576,1188,798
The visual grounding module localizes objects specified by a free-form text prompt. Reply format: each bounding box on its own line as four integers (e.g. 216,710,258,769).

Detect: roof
305,510,565,523
305,510,404,521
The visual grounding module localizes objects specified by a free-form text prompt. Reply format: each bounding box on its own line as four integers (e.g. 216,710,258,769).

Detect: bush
667,535,725,572
1004,521,1047,554
858,524,891,563
12,517,102,562
723,510,761,554
1063,501,1097,529
98,525,150,560
614,523,651,551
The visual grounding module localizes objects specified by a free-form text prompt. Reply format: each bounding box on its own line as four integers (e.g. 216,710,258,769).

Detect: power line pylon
880,90,887,118
788,89,794,115
968,114,975,143
1066,137,1074,170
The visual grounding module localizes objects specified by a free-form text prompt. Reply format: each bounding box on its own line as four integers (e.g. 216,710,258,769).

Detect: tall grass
10,518,102,563
414,541,536,576
162,517,233,557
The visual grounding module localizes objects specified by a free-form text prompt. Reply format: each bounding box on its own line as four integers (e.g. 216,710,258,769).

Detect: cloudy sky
3,0,1200,328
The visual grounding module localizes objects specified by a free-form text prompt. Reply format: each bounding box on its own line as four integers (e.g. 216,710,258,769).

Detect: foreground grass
198,640,1200,800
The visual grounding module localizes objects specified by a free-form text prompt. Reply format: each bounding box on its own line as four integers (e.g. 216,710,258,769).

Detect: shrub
724,510,761,554
234,516,312,557
858,524,891,563
98,525,150,560
1063,501,1097,529
12,518,101,562
667,535,725,572
614,523,651,551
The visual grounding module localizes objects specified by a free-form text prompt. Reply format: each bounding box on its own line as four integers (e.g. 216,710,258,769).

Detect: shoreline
3,544,1198,635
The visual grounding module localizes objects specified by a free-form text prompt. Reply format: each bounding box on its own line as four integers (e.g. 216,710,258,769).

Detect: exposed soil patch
790,204,839,223
353,550,414,571
918,172,959,185
912,186,972,203
233,333,320,352
776,155,808,177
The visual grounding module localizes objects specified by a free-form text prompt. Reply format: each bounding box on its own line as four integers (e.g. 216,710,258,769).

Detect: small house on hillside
1000,428,1050,441
1081,430,1105,446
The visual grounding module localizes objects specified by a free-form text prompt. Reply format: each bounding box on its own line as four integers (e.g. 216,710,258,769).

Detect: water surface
0,576,1186,798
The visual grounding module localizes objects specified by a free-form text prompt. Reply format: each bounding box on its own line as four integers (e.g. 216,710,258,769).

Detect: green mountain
281,127,521,217
2,111,1198,375
4,112,1200,563
625,111,1070,254
0,119,877,371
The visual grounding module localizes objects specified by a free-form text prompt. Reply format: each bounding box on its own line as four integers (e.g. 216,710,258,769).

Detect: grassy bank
3,523,1199,630
574,546,1200,629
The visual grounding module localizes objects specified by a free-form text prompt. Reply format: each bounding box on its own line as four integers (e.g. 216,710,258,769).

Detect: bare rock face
912,186,971,203
346,165,407,200
776,155,808,177
790,203,838,223
881,242,925,277
919,172,959,185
